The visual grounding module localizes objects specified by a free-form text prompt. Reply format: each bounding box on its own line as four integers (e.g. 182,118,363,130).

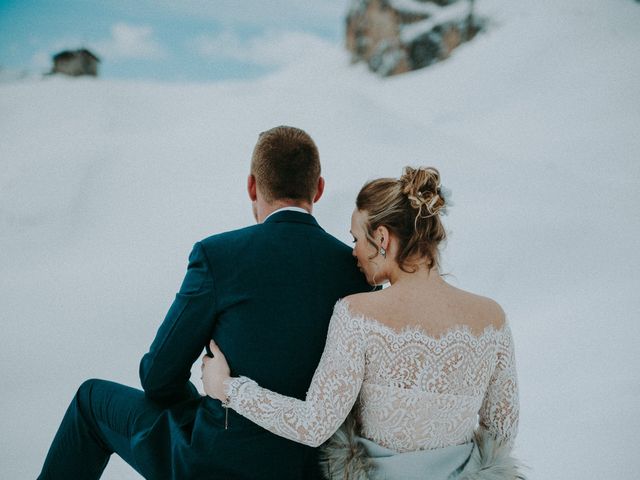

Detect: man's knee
75,378,108,412
73,378,114,451
77,378,101,396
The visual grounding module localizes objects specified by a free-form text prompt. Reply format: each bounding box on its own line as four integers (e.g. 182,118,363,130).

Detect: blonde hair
356,166,447,271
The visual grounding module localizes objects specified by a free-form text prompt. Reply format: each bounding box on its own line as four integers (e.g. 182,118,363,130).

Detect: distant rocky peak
346,0,480,76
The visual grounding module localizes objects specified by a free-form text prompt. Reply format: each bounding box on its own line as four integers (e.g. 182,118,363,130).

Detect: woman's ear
376,226,390,250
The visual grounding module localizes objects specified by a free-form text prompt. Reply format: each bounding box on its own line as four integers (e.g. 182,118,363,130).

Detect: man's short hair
251,126,321,203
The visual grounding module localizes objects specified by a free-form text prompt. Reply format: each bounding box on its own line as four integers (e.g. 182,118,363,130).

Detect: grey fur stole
319,416,526,480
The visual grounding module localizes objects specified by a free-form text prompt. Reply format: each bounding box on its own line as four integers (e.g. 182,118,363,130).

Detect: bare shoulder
343,285,506,334
450,287,506,330
342,290,386,318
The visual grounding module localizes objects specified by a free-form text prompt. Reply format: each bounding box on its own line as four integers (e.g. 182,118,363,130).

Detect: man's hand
201,340,231,402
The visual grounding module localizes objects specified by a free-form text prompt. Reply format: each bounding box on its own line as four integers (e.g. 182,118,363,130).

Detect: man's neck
257,200,312,223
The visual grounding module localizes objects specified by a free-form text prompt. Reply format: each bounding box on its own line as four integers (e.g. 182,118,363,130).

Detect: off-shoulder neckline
335,298,509,343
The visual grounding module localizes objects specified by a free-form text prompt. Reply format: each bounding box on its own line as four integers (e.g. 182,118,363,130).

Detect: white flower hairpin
438,185,453,215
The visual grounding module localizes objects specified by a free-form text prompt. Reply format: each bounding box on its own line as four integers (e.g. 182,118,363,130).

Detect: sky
0,0,347,81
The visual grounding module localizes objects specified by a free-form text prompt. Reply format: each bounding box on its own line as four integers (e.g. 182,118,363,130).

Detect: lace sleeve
224,301,366,447
479,324,520,447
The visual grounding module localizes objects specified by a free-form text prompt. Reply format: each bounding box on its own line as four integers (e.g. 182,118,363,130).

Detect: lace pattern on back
225,298,519,452
352,301,519,450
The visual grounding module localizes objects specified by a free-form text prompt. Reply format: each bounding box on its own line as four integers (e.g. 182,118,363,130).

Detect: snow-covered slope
1,0,639,478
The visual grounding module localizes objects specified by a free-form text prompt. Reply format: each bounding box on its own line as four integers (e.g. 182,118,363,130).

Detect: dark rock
346,0,480,76
50,49,100,77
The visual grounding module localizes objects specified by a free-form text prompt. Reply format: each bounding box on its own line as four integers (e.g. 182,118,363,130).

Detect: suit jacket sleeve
139,241,217,404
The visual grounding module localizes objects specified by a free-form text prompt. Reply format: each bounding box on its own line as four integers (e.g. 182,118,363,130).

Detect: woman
202,166,524,479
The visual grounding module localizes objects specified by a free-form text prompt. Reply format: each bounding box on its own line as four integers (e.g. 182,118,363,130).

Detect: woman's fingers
209,339,224,359
201,353,212,379
199,340,231,402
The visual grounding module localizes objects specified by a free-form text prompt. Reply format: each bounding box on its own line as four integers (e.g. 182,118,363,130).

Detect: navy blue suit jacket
135,211,371,479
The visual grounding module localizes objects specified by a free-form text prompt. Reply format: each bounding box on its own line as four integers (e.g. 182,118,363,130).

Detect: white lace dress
224,298,519,453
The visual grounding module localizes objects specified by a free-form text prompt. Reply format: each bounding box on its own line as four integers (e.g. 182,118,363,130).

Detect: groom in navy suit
38,126,371,479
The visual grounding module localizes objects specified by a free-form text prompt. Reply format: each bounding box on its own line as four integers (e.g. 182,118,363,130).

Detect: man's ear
312,176,325,203
247,174,257,202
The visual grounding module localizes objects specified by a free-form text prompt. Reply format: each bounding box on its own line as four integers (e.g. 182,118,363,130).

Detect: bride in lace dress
202,167,524,480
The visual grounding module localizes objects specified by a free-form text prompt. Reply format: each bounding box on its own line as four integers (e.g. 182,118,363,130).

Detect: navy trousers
37,377,325,480
38,379,161,479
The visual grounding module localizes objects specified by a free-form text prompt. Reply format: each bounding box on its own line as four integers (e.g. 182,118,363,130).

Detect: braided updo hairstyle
355,166,447,272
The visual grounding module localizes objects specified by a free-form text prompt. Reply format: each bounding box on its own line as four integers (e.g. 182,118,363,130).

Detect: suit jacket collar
262,210,322,229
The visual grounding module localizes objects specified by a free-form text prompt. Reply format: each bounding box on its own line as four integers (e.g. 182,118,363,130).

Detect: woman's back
343,285,519,452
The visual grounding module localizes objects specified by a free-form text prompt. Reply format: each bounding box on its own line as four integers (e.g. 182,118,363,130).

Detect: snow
390,0,447,16
2,0,639,478
399,1,472,44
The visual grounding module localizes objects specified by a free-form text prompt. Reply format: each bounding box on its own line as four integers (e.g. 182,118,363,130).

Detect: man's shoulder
198,219,350,251
321,231,354,255
199,223,260,246
196,220,356,274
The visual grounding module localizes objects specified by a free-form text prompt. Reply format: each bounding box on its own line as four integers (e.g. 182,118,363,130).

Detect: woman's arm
478,324,520,447
202,300,366,447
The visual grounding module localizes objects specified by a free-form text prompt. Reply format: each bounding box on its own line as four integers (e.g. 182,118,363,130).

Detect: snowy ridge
391,0,469,17
399,1,472,43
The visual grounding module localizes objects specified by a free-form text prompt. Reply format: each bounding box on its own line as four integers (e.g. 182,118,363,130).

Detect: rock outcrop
51,49,100,77
346,0,479,76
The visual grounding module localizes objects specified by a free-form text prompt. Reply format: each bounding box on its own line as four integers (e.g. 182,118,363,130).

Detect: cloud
147,0,345,29
30,51,52,70
92,22,167,61
26,23,166,72
191,30,338,67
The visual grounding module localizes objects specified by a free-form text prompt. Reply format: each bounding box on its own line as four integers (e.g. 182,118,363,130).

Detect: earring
380,247,386,258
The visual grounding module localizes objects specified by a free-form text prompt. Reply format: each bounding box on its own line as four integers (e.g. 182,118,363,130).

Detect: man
39,126,371,479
